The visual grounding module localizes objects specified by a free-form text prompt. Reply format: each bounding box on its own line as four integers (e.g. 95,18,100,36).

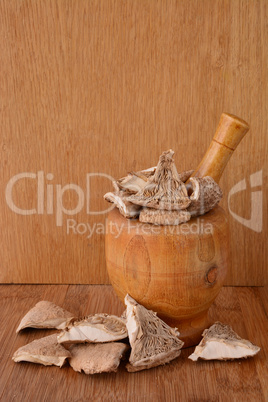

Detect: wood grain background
0,0,267,285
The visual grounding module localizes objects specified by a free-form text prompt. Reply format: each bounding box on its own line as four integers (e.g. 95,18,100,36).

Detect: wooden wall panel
0,0,267,285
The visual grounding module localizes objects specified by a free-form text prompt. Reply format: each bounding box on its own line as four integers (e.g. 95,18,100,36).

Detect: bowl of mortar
105,113,249,347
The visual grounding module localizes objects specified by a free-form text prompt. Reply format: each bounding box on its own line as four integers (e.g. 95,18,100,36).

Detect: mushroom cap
16,301,76,332
12,334,71,367
139,208,191,225
68,342,129,374
187,176,223,217
189,322,260,361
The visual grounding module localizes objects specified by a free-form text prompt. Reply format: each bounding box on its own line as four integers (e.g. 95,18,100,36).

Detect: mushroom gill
126,150,191,210
125,294,184,372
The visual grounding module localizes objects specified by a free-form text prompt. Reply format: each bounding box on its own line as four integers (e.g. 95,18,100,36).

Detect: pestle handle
187,113,249,183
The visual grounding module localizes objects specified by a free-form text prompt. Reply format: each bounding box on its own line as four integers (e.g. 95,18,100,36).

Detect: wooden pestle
186,113,249,184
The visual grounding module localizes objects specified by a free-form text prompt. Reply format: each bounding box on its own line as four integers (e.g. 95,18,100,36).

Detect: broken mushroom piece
187,176,223,217
117,168,193,196
116,167,156,194
57,313,128,344
188,322,260,361
125,294,184,372
12,334,71,367
104,192,142,218
139,208,191,225
126,150,191,211
112,180,120,194
68,342,129,375
16,301,76,333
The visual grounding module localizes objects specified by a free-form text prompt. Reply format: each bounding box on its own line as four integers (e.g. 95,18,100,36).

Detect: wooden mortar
105,113,249,347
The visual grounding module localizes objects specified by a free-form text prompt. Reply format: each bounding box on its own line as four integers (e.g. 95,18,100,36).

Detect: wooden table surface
0,285,267,402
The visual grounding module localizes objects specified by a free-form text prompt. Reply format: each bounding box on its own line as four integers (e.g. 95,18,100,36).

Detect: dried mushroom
57,313,127,344
104,192,142,218
126,150,191,210
117,168,193,196
68,342,129,375
104,167,157,219
187,176,223,217
103,147,223,224
125,294,184,372
188,322,260,361
103,147,224,225
139,208,191,225
117,167,156,194
16,301,76,332
12,334,71,367
112,180,120,194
